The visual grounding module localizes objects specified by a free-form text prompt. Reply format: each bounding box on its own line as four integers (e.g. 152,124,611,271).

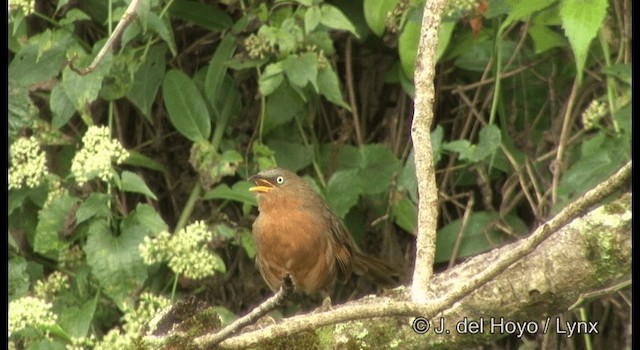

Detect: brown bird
248,167,398,297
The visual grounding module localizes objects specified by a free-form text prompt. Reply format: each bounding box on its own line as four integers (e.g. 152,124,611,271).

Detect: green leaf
268,139,313,172
398,150,418,203
358,144,401,195
34,193,78,259
169,0,233,32
473,124,502,162
363,0,397,37
162,69,211,142
9,30,71,87
317,68,349,109
240,228,256,259
319,4,359,38
283,53,318,90
147,12,177,56
84,219,148,310
527,24,568,54
435,211,519,263
123,150,166,173
9,257,30,299
325,169,361,218
203,181,257,206
437,21,456,61
560,0,608,83
259,62,285,96
398,14,420,79
263,82,305,133
76,193,110,224
602,64,631,86
126,44,166,122
58,299,96,338
61,56,112,112
304,6,321,34
205,35,237,104
131,203,168,234
392,197,417,233
119,171,158,200
50,84,75,128
500,0,556,33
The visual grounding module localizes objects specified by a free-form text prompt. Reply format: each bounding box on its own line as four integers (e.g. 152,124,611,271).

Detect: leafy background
8,0,630,348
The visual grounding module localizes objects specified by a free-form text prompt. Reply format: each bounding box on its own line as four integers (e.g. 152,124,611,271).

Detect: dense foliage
9,0,630,348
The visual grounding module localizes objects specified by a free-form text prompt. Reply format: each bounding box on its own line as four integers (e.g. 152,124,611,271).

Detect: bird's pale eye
276,176,284,184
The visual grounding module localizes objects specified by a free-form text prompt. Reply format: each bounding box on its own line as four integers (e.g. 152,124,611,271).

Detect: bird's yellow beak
249,176,274,193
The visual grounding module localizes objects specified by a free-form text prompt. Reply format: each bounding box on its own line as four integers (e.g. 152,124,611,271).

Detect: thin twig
345,36,363,146
197,275,295,346
70,0,142,75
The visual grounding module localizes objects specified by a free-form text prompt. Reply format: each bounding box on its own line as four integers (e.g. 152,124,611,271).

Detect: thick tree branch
163,162,630,348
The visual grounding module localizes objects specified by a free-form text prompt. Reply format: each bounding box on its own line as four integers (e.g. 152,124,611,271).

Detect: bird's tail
352,251,401,287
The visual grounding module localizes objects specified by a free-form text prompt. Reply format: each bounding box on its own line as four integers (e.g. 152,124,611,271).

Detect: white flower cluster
9,296,57,337
70,126,129,185
9,137,48,190
90,293,170,350
581,100,608,130
34,271,69,300
139,221,224,280
445,0,478,18
8,0,34,15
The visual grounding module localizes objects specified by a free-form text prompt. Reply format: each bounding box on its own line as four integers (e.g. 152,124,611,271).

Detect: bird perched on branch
248,167,398,299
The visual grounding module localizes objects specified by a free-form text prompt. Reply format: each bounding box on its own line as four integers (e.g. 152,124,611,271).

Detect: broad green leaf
126,44,166,122
50,84,75,128
9,257,30,299
363,0,397,37
317,68,349,109
263,82,304,133
527,24,568,54
34,192,78,259
9,82,37,141
131,203,168,234
305,6,321,34
560,0,608,83
205,35,237,105
602,64,631,86
123,150,166,172
76,193,110,224
398,15,420,78
435,211,522,263
120,171,158,200
283,53,318,90
473,124,502,161
203,182,257,206
398,150,418,203
162,69,211,142
84,219,148,310
240,228,256,259
169,0,233,32
436,21,456,61
61,53,112,112
58,299,96,338
147,12,177,56
554,133,629,214
210,75,242,124
358,144,401,195
268,139,314,172
9,30,71,87
259,62,285,96
392,197,417,233
499,0,556,33
325,169,361,218
294,0,313,6
320,4,359,38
